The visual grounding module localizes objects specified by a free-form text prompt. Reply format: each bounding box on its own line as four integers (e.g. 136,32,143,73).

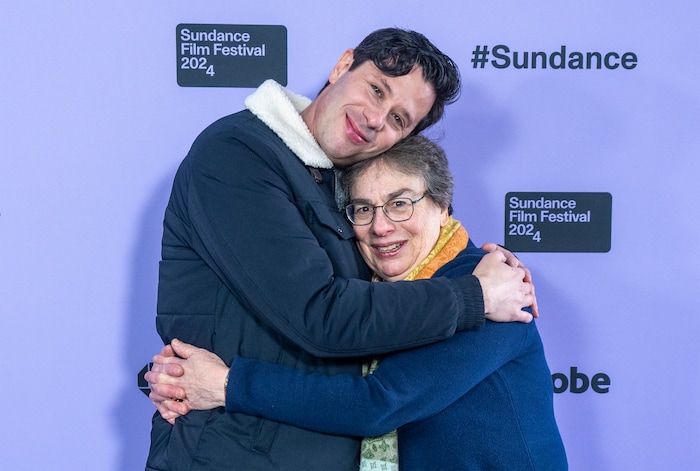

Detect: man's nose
365,104,387,130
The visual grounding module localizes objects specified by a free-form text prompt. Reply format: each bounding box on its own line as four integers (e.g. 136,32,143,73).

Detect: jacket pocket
252,417,280,454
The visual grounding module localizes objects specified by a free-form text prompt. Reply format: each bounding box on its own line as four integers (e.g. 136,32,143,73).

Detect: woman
152,135,567,470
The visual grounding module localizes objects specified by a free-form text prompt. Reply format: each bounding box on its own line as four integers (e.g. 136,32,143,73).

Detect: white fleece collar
245,80,333,169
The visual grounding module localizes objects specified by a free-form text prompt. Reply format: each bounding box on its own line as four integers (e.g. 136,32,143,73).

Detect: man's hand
146,344,189,424
474,247,536,323
481,243,538,318
145,340,230,424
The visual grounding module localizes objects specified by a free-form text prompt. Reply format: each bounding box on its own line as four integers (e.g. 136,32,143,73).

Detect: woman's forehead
352,163,422,196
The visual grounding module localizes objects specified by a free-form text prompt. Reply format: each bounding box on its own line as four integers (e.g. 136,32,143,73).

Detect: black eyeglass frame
344,193,427,226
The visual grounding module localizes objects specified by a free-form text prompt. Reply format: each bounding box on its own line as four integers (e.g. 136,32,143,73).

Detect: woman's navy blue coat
226,242,568,470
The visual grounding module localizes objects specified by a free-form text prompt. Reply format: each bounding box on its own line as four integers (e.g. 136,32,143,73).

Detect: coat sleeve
226,321,532,436
162,117,483,358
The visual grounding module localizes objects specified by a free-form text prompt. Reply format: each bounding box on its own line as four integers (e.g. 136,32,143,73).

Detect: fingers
479,243,540,318
147,342,198,423
506,254,538,317
148,387,171,405
517,276,538,320
478,250,507,267
529,283,539,318
152,393,173,417
518,272,538,319
479,263,537,323
145,367,187,397
480,242,498,253
485,305,534,323
481,243,522,267
148,370,190,423
520,267,538,318
162,398,190,417
162,412,177,425
150,356,185,376
150,393,190,424
161,407,186,425
154,340,197,364
160,344,176,357
503,252,521,268
171,338,198,360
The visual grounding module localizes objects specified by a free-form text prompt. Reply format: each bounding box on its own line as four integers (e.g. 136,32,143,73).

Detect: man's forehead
357,61,427,85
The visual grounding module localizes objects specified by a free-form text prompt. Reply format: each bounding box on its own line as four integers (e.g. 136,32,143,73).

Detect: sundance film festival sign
505,192,612,252
177,24,287,87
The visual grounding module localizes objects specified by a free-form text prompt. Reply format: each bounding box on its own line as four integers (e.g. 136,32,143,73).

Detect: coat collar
245,80,333,169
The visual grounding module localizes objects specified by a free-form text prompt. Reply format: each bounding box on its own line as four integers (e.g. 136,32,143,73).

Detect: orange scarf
405,217,469,281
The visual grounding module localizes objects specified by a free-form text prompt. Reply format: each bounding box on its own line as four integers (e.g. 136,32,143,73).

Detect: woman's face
350,163,450,282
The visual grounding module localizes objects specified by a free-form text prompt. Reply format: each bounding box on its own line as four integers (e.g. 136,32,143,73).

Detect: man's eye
392,114,404,128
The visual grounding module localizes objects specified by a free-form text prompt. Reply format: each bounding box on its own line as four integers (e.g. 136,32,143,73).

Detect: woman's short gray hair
339,135,454,213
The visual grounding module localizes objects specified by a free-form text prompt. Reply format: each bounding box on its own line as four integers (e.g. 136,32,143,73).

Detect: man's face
302,50,436,167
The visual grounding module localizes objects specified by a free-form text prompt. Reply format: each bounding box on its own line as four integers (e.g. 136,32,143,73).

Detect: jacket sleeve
226,321,531,436
164,117,483,358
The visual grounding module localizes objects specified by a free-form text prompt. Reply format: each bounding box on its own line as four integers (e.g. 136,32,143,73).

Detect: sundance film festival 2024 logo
504,192,612,253
177,24,287,87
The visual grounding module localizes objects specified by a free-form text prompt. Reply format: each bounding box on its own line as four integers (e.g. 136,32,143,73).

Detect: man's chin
329,154,368,167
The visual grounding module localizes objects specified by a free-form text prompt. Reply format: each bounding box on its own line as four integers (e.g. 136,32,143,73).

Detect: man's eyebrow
380,77,394,96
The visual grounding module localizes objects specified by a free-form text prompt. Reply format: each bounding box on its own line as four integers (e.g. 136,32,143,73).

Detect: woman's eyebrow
349,187,418,203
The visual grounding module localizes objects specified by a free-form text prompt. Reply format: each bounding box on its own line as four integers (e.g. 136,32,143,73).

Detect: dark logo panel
177,24,287,87
505,192,612,252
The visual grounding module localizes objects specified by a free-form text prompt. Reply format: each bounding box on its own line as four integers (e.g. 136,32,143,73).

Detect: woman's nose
370,208,395,235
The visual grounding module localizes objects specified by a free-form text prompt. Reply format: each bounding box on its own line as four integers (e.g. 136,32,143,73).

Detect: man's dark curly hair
349,28,461,135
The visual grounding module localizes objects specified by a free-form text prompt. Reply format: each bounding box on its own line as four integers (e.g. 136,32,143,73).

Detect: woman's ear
439,208,450,227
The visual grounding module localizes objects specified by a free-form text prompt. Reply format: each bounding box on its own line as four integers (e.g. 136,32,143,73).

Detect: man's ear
328,49,355,84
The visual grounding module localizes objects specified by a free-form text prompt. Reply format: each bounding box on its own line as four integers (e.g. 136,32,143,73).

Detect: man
146,28,535,471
